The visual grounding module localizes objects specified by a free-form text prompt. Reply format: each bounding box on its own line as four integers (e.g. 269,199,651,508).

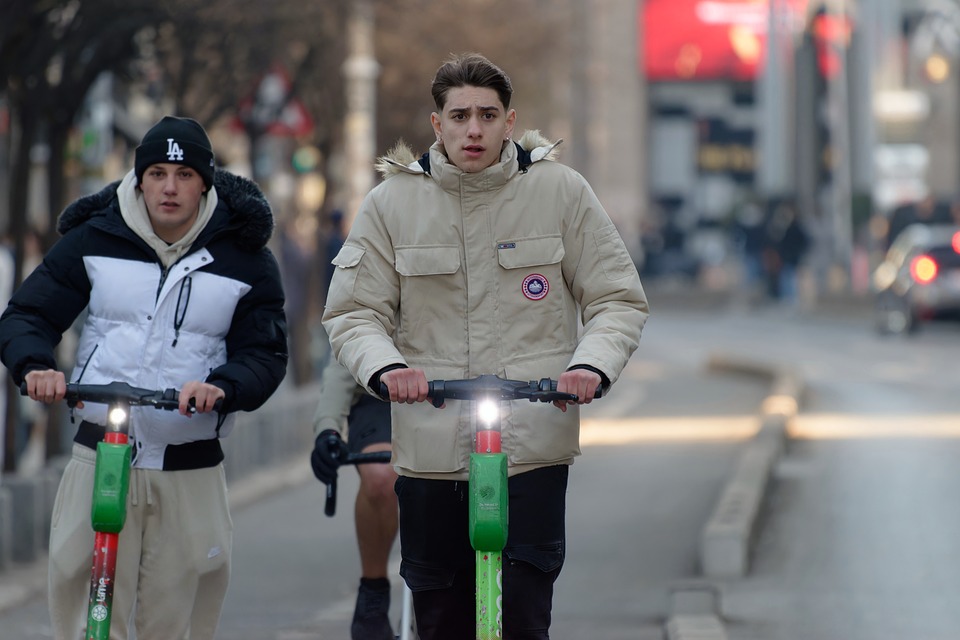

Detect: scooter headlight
477,399,499,427
108,407,128,428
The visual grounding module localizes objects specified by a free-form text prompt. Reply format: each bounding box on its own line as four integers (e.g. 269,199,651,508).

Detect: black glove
311,429,344,486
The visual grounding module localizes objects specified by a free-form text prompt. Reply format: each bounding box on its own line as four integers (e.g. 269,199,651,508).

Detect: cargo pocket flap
504,541,564,572
395,246,461,276
332,244,365,269
497,236,564,270
400,559,457,592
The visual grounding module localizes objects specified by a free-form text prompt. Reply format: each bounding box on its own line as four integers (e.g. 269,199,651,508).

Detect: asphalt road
4,295,959,639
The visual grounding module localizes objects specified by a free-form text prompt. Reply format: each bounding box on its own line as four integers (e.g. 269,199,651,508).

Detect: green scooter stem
91,441,131,533
469,453,508,551
470,432,507,639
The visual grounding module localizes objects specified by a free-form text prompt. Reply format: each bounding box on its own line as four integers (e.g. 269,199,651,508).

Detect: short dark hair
431,53,513,111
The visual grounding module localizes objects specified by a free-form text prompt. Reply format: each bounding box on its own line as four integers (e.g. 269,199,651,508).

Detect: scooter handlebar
20,380,222,413
379,374,603,408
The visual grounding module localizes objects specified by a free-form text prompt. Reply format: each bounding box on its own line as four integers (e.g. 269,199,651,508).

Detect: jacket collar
376,130,563,189
427,140,518,194
57,169,275,252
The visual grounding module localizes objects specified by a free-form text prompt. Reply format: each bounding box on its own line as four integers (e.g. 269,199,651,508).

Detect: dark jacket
0,170,288,469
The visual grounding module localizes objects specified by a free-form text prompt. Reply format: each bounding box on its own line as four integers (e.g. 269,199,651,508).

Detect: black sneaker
351,577,393,640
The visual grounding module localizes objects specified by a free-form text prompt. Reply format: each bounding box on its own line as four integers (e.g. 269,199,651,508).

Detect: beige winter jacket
322,131,649,480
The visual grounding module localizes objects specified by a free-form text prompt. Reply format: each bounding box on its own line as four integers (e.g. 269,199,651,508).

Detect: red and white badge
522,273,549,300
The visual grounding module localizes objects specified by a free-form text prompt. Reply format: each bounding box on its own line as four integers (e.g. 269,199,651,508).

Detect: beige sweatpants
48,444,233,640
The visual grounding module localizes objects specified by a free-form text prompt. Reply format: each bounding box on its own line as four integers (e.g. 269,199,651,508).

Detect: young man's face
431,85,516,173
139,163,207,243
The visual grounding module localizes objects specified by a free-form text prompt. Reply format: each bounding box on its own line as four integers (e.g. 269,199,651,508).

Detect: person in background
763,198,809,305
322,53,649,639
310,354,398,640
0,115,288,640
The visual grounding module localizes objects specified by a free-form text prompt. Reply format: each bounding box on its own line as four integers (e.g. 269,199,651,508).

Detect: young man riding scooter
0,115,288,640
322,53,649,639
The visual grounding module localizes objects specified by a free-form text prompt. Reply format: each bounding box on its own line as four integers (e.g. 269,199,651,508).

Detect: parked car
872,223,960,335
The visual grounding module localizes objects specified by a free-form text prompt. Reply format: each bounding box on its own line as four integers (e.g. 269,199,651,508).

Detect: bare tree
0,0,174,471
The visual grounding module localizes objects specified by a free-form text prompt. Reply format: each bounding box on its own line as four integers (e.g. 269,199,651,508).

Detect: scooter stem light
108,407,127,428
477,399,499,426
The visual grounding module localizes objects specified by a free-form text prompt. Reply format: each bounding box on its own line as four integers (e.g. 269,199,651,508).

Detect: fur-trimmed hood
57,169,274,252
374,129,562,179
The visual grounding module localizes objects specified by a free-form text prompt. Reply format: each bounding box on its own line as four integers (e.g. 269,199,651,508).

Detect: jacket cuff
369,364,409,398
209,380,236,412
313,417,342,437
566,364,611,389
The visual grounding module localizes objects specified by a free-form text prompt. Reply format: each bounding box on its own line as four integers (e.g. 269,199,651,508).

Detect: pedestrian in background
764,198,809,305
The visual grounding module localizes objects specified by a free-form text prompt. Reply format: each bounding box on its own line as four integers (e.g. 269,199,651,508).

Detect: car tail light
910,255,938,284
953,231,960,254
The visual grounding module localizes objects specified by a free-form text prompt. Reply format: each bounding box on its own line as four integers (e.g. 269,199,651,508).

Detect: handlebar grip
378,381,442,407
545,379,604,399
325,481,337,517
186,396,225,414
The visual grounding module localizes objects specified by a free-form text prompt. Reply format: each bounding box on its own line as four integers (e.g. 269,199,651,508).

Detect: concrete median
665,354,805,640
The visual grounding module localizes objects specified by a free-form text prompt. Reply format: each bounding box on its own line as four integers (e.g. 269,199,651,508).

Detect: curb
664,354,805,640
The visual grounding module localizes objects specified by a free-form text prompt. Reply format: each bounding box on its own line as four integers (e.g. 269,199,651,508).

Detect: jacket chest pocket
496,235,566,347
394,246,464,340
497,234,564,299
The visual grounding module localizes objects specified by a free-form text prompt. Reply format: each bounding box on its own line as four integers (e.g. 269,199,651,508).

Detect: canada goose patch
522,274,549,300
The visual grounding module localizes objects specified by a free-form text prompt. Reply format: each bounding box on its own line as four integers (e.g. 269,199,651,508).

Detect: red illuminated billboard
643,0,810,81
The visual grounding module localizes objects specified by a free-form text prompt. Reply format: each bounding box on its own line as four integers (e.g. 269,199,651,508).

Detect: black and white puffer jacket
0,170,289,469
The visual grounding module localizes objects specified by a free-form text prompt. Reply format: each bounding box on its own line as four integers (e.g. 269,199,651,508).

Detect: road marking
580,416,759,444
790,413,960,439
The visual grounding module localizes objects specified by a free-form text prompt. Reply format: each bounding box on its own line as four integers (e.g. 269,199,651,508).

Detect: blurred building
638,0,960,294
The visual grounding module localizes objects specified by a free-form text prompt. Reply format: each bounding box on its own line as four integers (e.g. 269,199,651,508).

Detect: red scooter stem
86,531,119,639
475,430,501,454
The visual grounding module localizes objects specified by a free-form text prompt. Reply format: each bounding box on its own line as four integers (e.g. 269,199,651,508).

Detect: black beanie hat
135,116,215,189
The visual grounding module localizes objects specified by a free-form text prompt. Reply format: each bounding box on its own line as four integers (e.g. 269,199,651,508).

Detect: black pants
396,465,568,640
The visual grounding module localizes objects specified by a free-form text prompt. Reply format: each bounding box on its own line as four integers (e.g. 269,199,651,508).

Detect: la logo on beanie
166,139,185,162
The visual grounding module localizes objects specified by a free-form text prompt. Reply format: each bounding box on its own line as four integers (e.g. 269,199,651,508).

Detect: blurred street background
3,1,960,638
